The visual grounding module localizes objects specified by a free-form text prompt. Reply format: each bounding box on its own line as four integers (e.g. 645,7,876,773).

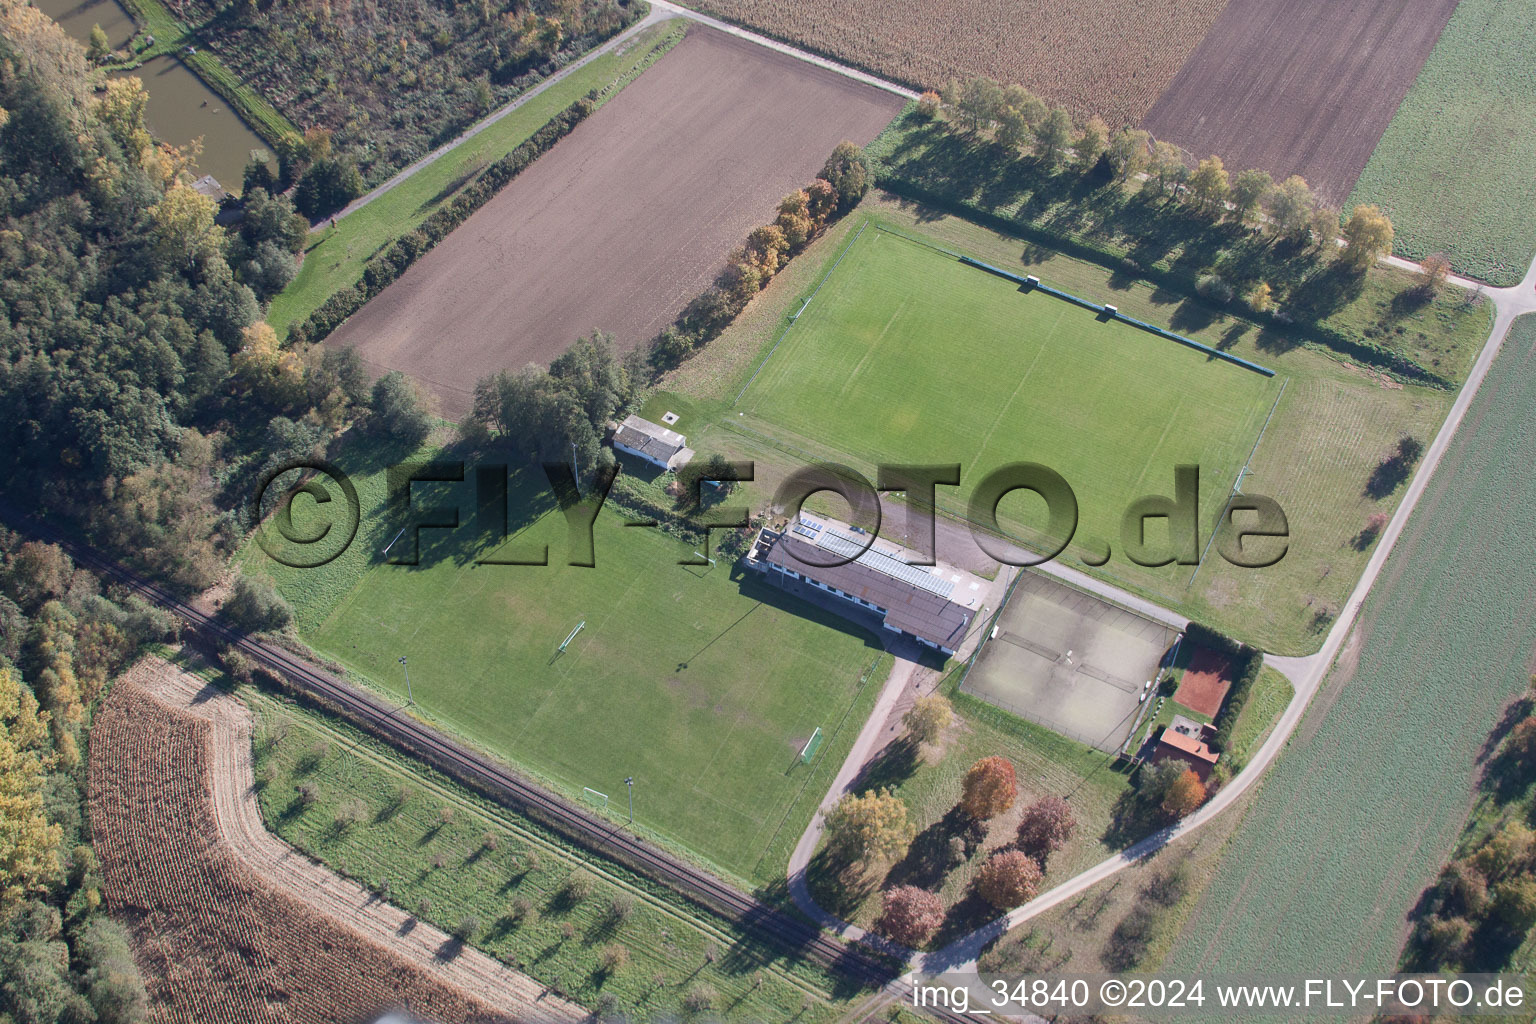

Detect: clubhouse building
746,517,976,655
611,414,693,471
1152,714,1221,781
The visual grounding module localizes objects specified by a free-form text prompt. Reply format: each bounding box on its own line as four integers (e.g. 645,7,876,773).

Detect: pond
114,55,271,192
33,0,272,194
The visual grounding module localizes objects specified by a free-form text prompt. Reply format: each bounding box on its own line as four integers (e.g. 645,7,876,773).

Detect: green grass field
736,223,1278,561
663,199,1483,655
253,448,887,885
1349,0,1536,286
1164,315,1536,1007
205,659,863,1021
265,19,686,336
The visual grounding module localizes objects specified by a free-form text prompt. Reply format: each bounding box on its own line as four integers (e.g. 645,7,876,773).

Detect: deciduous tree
961,756,1017,820
1147,141,1185,195
150,182,222,271
1340,204,1394,269
1473,822,1534,882
1266,175,1316,239
1229,168,1272,223
743,224,789,275
86,23,109,62
1073,115,1108,169
1418,253,1452,295
878,885,944,946
955,76,1003,131
369,371,434,445
232,322,306,408
975,849,1043,909
1187,155,1229,215
1033,107,1074,168
994,105,1030,151
0,666,62,905
776,190,814,250
903,694,952,745
1161,768,1206,818
1492,876,1536,931
221,575,293,634
1000,84,1045,129
821,141,872,212
1016,796,1076,856
1246,281,1273,312
824,788,913,864
805,179,838,224
1308,205,1340,252
1106,128,1150,179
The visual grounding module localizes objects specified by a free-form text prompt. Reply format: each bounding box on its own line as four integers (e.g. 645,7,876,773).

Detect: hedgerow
288,96,596,345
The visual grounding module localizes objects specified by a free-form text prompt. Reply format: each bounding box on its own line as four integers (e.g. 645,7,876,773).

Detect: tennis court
964,571,1175,752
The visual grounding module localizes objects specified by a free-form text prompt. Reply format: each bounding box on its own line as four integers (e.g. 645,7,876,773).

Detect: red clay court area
1174,646,1233,719
327,24,902,416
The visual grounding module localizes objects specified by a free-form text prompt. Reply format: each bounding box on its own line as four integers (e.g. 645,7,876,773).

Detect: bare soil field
1140,0,1459,205
681,0,1228,127
327,24,901,417
88,656,584,1024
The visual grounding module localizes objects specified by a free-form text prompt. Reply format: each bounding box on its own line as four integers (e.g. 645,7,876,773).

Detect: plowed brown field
327,24,901,417
1141,0,1459,204
88,657,583,1024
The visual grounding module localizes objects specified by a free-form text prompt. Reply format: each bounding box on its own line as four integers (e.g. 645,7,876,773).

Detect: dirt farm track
328,24,901,417
1140,0,1459,204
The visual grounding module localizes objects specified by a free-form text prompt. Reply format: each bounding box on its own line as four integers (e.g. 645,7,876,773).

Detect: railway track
11,514,992,1022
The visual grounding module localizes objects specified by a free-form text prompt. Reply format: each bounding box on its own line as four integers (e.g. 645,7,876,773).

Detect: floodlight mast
399,655,413,705
624,776,634,823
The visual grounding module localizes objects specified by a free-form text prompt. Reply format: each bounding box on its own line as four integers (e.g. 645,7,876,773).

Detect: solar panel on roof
792,524,819,539
813,529,956,599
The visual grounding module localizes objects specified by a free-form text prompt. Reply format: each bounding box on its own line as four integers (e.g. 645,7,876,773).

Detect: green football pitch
261,463,885,883
735,223,1280,561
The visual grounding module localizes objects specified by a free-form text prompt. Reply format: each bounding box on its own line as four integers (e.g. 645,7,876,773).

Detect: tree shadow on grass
851,736,920,796
882,806,982,895
929,891,998,950
1101,790,1167,850
1217,321,1252,351
1254,324,1303,355
1168,296,1223,335
1286,262,1368,324
804,848,874,920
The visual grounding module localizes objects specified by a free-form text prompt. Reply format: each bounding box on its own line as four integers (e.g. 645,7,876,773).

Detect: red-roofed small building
1152,714,1220,781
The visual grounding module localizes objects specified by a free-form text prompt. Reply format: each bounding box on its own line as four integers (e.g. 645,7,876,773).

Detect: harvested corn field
677,0,1230,125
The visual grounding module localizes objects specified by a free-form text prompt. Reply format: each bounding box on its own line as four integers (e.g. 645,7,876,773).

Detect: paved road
786,647,923,958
